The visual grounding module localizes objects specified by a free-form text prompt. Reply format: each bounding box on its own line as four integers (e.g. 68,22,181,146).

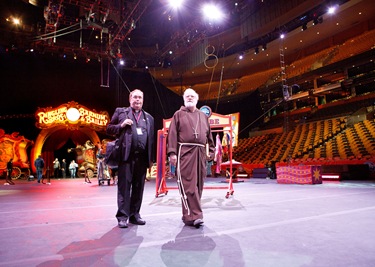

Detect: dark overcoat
106,107,154,166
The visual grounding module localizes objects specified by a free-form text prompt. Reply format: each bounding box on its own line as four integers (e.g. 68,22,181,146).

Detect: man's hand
121,119,133,128
169,154,177,166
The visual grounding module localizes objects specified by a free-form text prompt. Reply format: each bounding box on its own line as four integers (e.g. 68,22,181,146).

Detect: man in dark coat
6,158,15,185
61,159,67,178
167,88,215,228
34,155,45,183
107,89,154,228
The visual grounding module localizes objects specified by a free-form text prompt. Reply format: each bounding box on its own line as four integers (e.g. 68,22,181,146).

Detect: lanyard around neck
133,111,142,124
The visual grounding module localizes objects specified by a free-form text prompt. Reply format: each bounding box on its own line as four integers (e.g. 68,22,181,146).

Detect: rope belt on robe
176,142,205,216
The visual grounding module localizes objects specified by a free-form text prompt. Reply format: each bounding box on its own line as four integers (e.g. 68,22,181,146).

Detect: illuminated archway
30,101,109,174
30,126,101,173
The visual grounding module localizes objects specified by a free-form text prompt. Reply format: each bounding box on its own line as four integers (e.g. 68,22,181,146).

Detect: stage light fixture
254,47,259,54
262,44,267,51
202,3,224,21
328,6,337,15
238,53,244,60
169,0,184,9
301,23,307,31
280,33,285,39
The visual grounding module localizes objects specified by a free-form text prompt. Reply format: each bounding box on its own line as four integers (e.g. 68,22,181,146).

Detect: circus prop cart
68,140,98,179
68,140,112,185
0,129,33,180
155,110,236,198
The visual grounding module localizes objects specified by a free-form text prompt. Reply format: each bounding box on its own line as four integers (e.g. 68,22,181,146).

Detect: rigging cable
149,71,167,118
110,60,131,94
33,23,81,41
214,62,225,112
239,98,284,135
203,45,219,101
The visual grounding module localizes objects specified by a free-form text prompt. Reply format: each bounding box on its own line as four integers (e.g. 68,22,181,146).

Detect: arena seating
233,93,375,170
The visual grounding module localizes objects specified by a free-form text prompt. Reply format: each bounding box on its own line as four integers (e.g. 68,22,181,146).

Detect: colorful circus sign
35,101,110,131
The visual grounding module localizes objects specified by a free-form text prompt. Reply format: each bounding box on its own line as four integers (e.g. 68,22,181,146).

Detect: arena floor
1,176,374,267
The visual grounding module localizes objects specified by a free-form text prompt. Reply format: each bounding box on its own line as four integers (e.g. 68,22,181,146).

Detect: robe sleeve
167,112,179,156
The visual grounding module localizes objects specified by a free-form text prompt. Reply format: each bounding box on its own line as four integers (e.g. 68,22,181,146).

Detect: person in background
6,158,15,185
34,155,45,183
53,158,60,178
69,160,78,178
96,142,106,180
61,159,67,178
167,88,215,228
106,89,154,229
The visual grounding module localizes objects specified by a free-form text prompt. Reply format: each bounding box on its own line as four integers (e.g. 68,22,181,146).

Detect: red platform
276,165,322,184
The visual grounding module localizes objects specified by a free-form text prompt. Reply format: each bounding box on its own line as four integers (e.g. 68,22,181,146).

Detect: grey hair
183,88,199,100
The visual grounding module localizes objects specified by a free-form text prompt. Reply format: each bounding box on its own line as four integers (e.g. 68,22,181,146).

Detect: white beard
184,99,197,108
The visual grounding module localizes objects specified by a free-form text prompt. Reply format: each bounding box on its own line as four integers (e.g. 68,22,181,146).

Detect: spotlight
328,6,337,15
202,3,225,21
238,52,244,60
254,47,259,54
262,44,267,51
12,17,21,25
301,23,307,31
280,33,285,39
169,0,184,9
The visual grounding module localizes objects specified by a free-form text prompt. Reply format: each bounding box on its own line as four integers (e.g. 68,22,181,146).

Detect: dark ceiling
1,0,374,93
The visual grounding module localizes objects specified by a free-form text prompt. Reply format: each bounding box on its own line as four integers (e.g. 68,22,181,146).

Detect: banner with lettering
35,101,110,131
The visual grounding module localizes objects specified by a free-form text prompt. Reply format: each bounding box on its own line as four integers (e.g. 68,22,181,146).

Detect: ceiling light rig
202,3,225,22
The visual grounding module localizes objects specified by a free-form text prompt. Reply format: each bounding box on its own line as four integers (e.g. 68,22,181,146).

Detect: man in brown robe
167,88,215,227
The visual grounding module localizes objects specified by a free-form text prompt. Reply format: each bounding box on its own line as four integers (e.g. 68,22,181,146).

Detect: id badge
136,127,143,135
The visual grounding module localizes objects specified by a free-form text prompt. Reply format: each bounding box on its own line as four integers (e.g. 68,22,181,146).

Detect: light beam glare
168,0,184,9
201,4,224,22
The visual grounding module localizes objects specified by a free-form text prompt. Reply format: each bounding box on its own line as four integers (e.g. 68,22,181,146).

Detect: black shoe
118,220,128,228
193,219,204,228
129,217,146,225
